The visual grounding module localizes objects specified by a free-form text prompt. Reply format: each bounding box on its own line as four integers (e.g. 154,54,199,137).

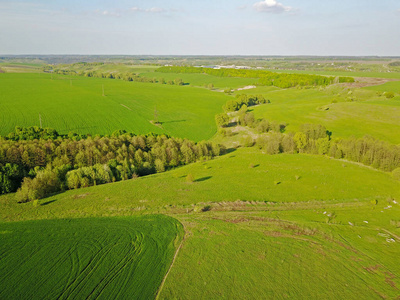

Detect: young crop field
0,73,232,141
0,215,183,300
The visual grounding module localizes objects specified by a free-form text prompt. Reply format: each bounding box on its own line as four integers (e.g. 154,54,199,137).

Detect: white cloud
130,7,166,13
94,9,121,17
253,0,293,13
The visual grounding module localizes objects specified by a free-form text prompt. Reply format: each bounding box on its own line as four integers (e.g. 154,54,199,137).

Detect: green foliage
224,94,270,112
385,92,395,99
186,173,195,183
215,113,230,127
0,163,25,194
16,167,64,203
2,132,222,199
7,126,61,141
299,124,328,140
241,135,255,147
293,132,308,151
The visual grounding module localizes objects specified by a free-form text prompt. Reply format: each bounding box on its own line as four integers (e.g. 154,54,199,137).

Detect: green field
236,86,400,143
162,205,400,299
266,69,400,80
0,73,233,141
140,71,259,89
0,215,183,300
1,61,400,299
2,148,399,222
1,148,400,298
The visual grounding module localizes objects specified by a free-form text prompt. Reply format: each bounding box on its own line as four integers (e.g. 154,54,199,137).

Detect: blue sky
0,0,399,55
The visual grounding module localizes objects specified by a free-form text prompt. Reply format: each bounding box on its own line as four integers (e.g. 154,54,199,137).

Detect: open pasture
2,148,399,222
161,203,400,299
237,86,400,144
140,71,259,89
0,215,183,300
0,73,231,141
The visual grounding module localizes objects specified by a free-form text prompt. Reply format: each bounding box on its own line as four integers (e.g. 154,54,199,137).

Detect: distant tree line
156,66,354,88
45,67,186,86
0,127,223,202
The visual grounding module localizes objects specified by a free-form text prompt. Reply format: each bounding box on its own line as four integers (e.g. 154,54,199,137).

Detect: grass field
1,148,399,222
2,62,400,299
1,147,399,299
236,86,400,144
161,205,400,299
266,69,400,80
140,71,259,89
0,73,232,141
0,215,183,300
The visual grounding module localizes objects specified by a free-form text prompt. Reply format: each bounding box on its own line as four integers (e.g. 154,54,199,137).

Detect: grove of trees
0,127,223,202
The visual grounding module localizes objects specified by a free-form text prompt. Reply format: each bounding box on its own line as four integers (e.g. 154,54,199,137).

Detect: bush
385,92,395,99
202,205,212,212
16,168,62,202
241,135,254,147
186,173,195,183
215,113,230,127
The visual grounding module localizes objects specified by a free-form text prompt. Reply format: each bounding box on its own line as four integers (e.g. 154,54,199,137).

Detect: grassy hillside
0,215,183,300
1,148,399,299
162,205,400,299
0,73,231,141
1,148,399,222
236,86,400,143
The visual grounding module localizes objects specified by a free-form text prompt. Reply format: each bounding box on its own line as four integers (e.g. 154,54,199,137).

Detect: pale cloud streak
253,0,293,13
130,7,166,13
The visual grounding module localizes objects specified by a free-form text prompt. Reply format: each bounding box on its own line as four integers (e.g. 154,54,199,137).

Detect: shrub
186,173,194,183
385,92,395,99
241,135,254,147
202,205,212,212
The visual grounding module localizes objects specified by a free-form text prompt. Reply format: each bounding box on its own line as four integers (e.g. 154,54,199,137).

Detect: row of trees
47,68,186,86
0,127,223,201
156,66,354,88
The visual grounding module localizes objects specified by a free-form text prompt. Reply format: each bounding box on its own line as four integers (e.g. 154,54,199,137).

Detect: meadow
1,147,399,299
235,85,400,144
1,61,400,299
1,148,399,222
0,215,183,300
0,73,232,141
161,204,400,299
